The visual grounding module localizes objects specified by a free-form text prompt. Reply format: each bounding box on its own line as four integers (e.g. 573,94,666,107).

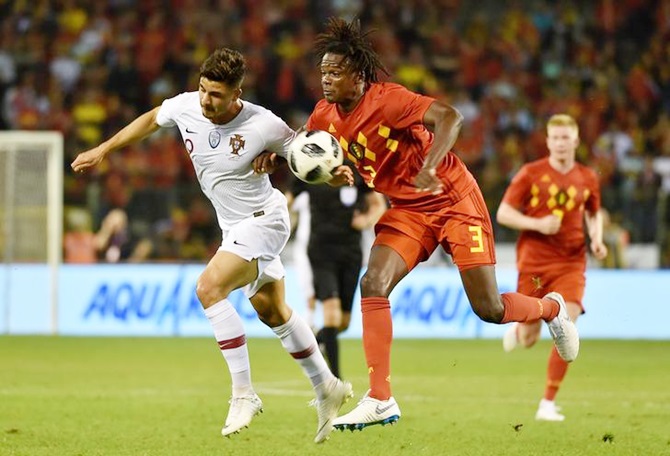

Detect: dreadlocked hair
314,17,389,83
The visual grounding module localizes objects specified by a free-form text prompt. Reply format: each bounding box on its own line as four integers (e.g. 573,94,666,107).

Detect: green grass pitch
1,336,669,455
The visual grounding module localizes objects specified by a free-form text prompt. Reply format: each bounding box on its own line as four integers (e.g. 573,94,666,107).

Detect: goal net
0,131,63,334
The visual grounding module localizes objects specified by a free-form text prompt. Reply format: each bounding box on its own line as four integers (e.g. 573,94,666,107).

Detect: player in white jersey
71,48,353,444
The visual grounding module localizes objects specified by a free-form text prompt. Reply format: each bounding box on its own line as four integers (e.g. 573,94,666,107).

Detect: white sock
272,311,334,398
204,299,254,397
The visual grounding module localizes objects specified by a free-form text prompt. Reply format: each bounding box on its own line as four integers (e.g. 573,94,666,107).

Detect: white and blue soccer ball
287,130,344,184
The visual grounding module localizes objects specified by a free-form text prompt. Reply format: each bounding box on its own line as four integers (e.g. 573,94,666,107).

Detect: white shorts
218,190,291,297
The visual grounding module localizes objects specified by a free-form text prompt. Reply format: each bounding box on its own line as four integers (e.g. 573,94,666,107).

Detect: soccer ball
287,130,343,184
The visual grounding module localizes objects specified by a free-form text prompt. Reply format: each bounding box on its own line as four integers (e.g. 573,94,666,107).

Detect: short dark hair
199,48,246,87
314,17,389,83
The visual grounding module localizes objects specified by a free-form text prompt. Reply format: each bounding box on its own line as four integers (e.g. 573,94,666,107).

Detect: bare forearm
424,105,463,169
71,107,162,173
351,192,387,231
497,212,539,231
100,108,161,155
365,192,387,227
586,211,604,243
497,203,538,231
414,101,463,192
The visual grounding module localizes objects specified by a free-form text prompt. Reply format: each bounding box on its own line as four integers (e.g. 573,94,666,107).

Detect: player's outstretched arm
71,107,161,173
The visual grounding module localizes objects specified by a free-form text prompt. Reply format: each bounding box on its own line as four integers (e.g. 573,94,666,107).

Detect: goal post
0,131,63,334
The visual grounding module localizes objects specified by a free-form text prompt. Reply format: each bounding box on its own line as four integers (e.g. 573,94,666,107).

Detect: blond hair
547,114,579,135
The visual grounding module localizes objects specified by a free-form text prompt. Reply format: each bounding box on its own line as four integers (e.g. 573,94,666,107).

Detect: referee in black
290,171,386,378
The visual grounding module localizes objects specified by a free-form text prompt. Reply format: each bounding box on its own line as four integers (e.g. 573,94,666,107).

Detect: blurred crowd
1,0,670,266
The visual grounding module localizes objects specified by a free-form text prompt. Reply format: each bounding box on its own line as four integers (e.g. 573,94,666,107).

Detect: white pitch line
254,387,314,398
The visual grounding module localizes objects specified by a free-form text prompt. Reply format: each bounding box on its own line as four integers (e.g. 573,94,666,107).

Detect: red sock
544,347,569,401
361,297,392,401
500,292,559,323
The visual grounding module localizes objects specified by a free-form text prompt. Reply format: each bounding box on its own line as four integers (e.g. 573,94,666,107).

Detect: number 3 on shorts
468,225,484,253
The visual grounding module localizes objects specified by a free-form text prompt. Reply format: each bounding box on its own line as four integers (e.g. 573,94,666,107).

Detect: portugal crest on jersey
229,134,246,155
209,130,222,148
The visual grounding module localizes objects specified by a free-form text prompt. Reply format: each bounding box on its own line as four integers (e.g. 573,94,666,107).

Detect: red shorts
373,188,496,272
517,265,586,310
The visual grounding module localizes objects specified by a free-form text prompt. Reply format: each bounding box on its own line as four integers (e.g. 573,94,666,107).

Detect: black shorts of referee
308,245,362,313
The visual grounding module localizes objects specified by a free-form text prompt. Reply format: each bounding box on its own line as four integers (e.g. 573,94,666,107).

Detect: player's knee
360,270,390,297
195,275,217,308
338,313,351,333
196,273,236,308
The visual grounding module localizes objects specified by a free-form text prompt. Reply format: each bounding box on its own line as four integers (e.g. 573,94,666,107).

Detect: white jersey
156,91,295,230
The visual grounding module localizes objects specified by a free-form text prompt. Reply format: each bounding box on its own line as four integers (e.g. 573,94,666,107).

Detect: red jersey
307,83,477,210
501,158,601,270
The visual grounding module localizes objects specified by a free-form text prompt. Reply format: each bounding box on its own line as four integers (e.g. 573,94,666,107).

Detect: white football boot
221,393,263,437
333,390,401,431
313,378,354,443
535,398,565,421
502,323,519,352
544,292,579,362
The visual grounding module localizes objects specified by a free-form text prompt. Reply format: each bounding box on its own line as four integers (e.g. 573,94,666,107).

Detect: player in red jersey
497,114,608,421
301,18,581,431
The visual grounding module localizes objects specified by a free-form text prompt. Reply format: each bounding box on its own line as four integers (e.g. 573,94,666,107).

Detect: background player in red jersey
497,114,608,421
302,18,581,431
